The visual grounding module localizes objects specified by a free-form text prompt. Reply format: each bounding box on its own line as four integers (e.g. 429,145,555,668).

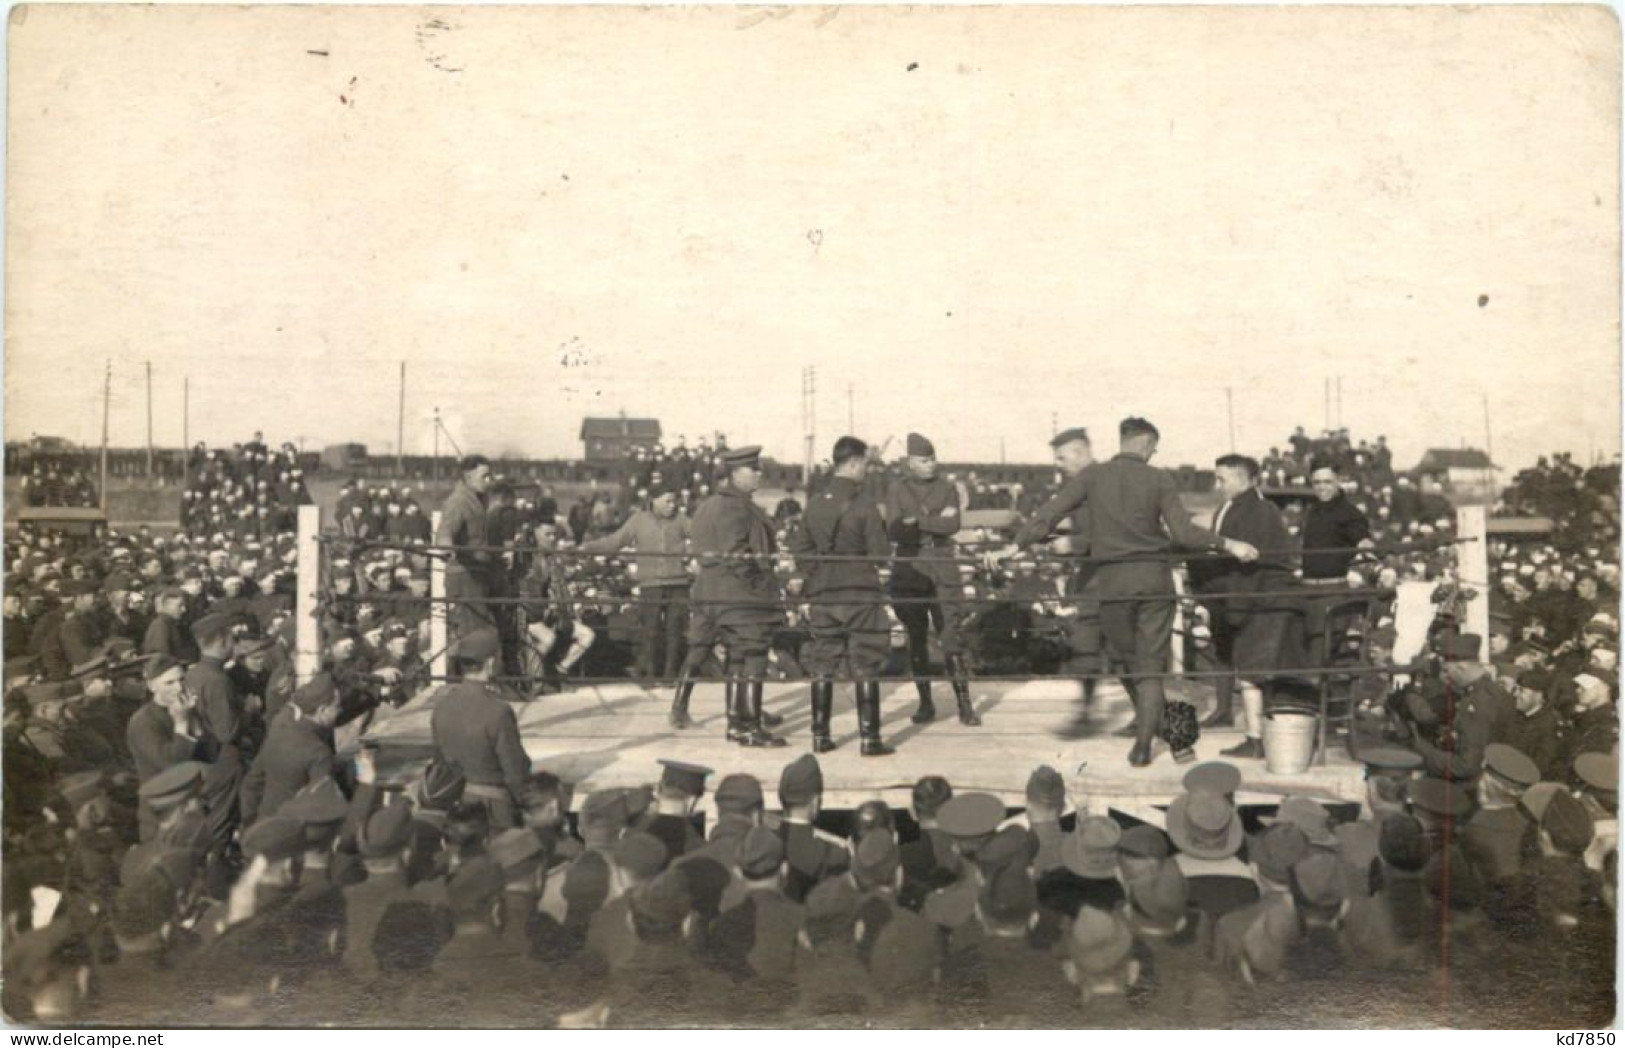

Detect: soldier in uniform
791,436,896,755
776,754,850,902
921,792,1006,933
429,628,531,830
490,826,548,958
142,588,199,665
677,772,764,921
124,655,203,839
90,873,189,1025
793,876,879,1021
1001,426,1100,738
646,759,710,861
58,579,107,675
671,446,787,747
1070,418,1257,766
1039,816,1127,918
941,862,1075,1027
899,775,958,910
1405,634,1517,782
435,454,497,647
239,672,343,827
885,432,980,727
1334,746,1422,894
343,796,444,978
1120,858,1228,1028
1462,743,1540,886
705,825,802,1013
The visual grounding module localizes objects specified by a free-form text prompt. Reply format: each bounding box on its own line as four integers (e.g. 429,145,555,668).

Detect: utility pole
182,376,190,485
397,361,406,476
432,407,441,484
1225,387,1237,453
144,361,153,477
99,360,111,513
801,366,817,486
1482,390,1496,503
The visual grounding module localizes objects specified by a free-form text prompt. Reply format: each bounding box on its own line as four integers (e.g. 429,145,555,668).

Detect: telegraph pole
99,360,111,513
432,407,441,484
397,361,406,476
144,361,154,477
801,366,817,485
182,376,190,485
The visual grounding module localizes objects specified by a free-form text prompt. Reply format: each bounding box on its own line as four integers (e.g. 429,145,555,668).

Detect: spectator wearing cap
28,584,75,683
776,755,851,903
430,627,532,830
238,672,344,828
579,482,694,685
647,759,711,861
849,831,925,963
1121,857,1229,1026
435,454,497,649
1061,907,1146,1019
185,613,250,765
125,654,203,838
792,876,877,1019
1283,851,1351,965
676,773,765,920
58,577,108,673
1331,747,1421,894
581,831,671,971
884,432,980,730
1071,418,1254,766
899,775,958,910
921,792,1006,932
101,572,148,647
705,825,802,1002
1001,427,1102,739
488,826,548,957
341,795,445,979
1406,633,1517,781
1461,744,1540,885
430,856,515,974
672,444,787,748
272,779,354,965
596,867,723,1028
1039,816,1127,919
1168,790,1259,923
940,860,1072,1025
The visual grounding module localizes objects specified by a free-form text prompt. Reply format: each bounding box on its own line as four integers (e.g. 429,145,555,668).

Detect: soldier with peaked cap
922,792,1007,932
1462,743,1540,885
647,759,711,861
678,773,765,921
704,825,802,1014
1334,746,1422,894
885,431,981,728
1407,633,1517,781
940,861,1074,1026
1001,426,1101,739
1039,815,1127,918
776,754,850,902
275,778,353,971
343,794,450,978
125,760,211,891
430,628,531,830
671,445,788,747
790,435,897,756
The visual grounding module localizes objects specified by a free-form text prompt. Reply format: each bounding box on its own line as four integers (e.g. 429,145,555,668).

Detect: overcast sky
6,5,1619,473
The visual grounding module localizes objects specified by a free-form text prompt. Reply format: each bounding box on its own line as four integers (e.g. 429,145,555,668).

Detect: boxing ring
287,504,1490,819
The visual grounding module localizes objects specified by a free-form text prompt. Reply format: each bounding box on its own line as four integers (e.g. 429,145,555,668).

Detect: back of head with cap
912,776,953,820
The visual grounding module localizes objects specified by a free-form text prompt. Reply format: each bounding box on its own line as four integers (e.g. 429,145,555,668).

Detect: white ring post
1456,504,1491,647
430,510,448,681
295,504,321,684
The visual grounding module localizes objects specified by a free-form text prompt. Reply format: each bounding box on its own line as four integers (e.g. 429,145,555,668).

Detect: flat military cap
1050,427,1090,449
1063,816,1122,879
1182,761,1242,798
1250,823,1311,886
976,824,1037,874
1359,746,1424,777
1129,858,1190,927
358,798,416,857
281,779,350,826
1263,796,1336,848
937,792,1005,842
714,773,764,814
1025,765,1066,809
142,654,183,682
657,759,713,798
1575,752,1619,794
102,572,137,595
414,760,467,812
905,433,935,457
980,862,1038,923
1543,790,1594,854
1068,906,1133,974
1482,744,1540,790
138,761,206,811
241,815,306,862
1519,781,1565,824
630,868,692,928
489,828,545,873
454,628,501,663
778,754,825,806
1118,824,1172,859
623,785,654,820
58,770,106,810
1407,777,1473,819
805,875,860,924
615,831,669,880
190,612,236,646
719,446,762,469
853,830,902,888
736,826,785,879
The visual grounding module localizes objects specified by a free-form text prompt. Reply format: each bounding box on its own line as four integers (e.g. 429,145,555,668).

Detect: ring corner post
430,510,448,681
296,503,322,684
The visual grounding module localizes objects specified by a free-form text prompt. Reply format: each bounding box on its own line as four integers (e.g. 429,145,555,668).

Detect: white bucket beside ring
1262,711,1318,774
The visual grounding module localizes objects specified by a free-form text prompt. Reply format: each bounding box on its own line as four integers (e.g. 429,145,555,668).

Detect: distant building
323,443,369,471
1412,447,1497,500
580,415,662,461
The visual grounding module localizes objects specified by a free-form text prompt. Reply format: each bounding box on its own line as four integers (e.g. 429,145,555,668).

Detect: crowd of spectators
17,460,100,509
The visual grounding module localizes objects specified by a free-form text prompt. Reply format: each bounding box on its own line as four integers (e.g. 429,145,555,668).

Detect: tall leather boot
907,627,936,724
911,680,936,724
810,680,836,753
1128,680,1164,768
1202,672,1236,729
735,680,787,748
669,675,696,730
859,681,895,757
947,654,981,726
724,679,749,744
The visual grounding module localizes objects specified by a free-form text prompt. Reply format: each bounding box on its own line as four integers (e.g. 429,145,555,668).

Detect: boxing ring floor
356,676,1369,821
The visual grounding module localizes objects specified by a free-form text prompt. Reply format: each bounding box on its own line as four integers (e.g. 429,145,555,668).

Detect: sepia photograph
1,2,1620,1031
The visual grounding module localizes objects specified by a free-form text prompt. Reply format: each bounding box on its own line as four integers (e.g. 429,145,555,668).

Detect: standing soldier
886,433,980,727
435,455,496,648
790,436,895,756
1072,418,1258,767
430,628,532,829
671,447,786,747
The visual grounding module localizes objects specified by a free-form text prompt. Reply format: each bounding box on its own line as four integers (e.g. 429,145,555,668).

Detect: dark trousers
637,584,690,680
1097,563,1177,715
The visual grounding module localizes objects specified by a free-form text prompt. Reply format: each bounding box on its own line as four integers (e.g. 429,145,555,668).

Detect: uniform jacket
186,656,246,762
690,486,781,616
430,682,531,800
125,701,200,784
1077,454,1223,571
884,475,963,592
791,475,890,596
435,481,491,574
778,820,850,903
1013,469,1090,551
239,705,339,826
